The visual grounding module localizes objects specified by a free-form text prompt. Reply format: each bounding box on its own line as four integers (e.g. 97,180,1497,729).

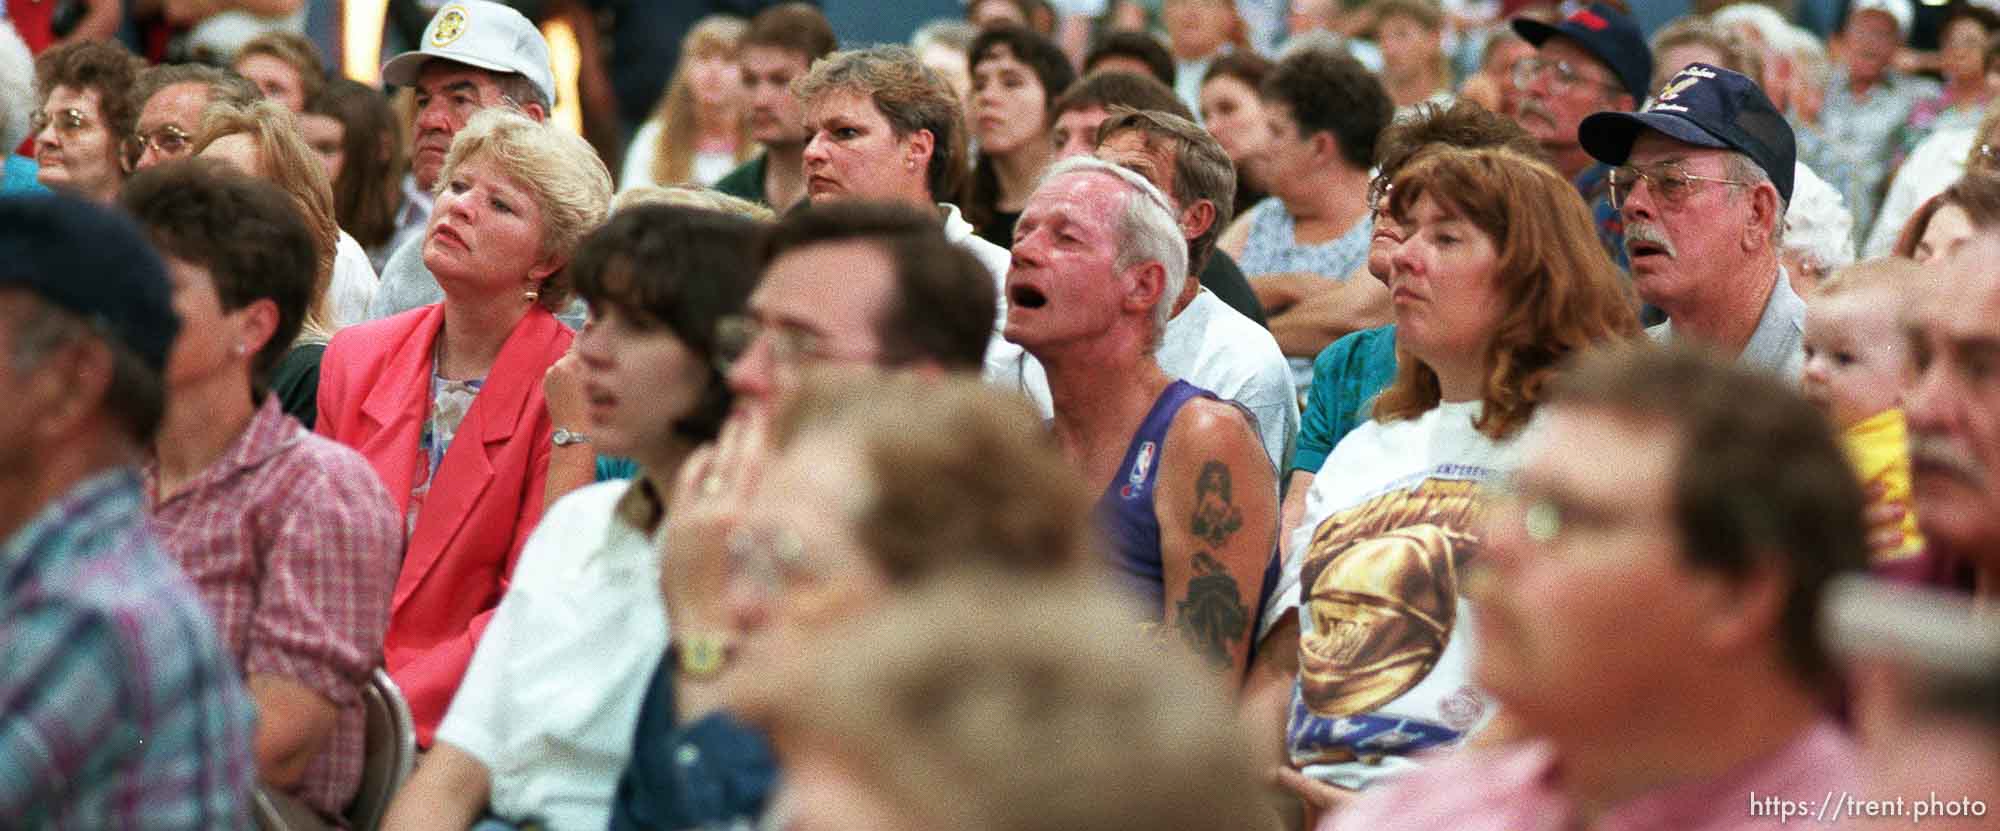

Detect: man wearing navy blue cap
0,194,258,826
1579,63,1803,381
1510,2,1653,271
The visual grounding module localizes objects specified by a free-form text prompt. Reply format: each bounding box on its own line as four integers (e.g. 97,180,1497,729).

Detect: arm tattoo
1191,461,1244,547
1175,552,1249,670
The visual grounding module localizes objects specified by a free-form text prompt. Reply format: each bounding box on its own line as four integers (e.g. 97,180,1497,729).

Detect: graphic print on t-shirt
1289,472,1494,780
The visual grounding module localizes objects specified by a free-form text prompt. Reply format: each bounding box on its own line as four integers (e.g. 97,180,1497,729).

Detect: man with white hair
1580,63,1805,379
1007,155,1277,677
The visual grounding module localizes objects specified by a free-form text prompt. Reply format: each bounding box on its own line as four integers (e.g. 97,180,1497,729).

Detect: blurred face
1802,289,1908,430
1903,236,2000,559
235,53,306,112
422,155,555,295
1916,203,1977,265
198,132,264,177
689,49,745,109
162,256,256,391
1378,14,1439,77
1051,105,1108,159
131,82,209,171
1616,135,1755,317
1515,37,1626,151
575,303,708,458
1387,193,1503,367
742,46,813,147
1941,19,1990,87
1844,12,1900,86
1005,172,1137,350
726,430,887,661
1288,0,1337,34
299,112,347,186
1250,99,1320,200
1199,75,1271,165
34,86,121,202
969,0,1029,30
802,90,932,204
409,62,515,191
1367,183,1403,282
1163,0,1234,59
920,43,972,106
725,240,893,416
1654,43,1727,92
1089,55,1155,80
972,47,1050,157
1475,405,1710,734
1480,37,1537,120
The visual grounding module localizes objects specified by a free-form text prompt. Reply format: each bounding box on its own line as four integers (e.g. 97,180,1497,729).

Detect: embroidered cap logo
431,7,469,47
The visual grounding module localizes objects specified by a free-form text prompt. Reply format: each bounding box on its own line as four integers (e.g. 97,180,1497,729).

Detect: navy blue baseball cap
0,195,178,372
1578,63,1798,203
1512,3,1654,105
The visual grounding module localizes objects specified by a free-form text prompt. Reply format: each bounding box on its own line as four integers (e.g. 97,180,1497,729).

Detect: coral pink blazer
316,304,572,745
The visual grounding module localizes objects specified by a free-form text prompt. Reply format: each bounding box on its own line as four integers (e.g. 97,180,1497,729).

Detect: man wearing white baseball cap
367,0,563,323
1809,0,1934,238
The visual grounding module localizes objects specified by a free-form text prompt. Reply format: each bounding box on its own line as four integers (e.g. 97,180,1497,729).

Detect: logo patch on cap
431,6,469,47
1570,9,1608,30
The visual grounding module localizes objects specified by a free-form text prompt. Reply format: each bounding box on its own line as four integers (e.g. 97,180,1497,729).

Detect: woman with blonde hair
620,16,755,191
316,108,613,747
193,99,375,425
1274,146,1639,813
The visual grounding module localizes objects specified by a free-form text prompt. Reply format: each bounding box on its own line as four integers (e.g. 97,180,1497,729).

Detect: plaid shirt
0,468,256,828
147,397,401,820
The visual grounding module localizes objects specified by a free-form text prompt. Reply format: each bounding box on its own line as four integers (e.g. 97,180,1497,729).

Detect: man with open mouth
1579,63,1804,382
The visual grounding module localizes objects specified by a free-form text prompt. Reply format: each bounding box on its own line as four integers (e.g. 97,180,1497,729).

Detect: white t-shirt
942,201,1018,366
330,229,380,331
983,289,1299,474
434,480,668,831
1270,401,1526,790
1863,126,1974,258
617,120,744,191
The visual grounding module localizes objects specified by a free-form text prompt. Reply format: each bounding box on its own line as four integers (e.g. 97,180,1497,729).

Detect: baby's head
1802,258,1917,429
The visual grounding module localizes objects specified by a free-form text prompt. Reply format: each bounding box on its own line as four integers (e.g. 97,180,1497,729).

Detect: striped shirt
0,468,256,828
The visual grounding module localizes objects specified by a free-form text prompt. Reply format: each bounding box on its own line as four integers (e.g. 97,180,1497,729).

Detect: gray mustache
1910,433,1987,486
1624,222,1678,259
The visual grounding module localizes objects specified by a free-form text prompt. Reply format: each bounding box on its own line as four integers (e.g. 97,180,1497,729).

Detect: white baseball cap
381,0,556,107
1847,0,1913,38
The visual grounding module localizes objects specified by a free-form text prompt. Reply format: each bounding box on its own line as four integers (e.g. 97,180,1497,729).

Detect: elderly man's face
131,82,210,171
1903,235,2000,562
1474,404,1713,735
1515,37,1627,151
409,62,519,191
1616,133,1760,318
1844,11,1901,85
1004,171,1136,350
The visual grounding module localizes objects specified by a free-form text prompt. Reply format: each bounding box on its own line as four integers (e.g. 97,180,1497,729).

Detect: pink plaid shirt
147,397,400,822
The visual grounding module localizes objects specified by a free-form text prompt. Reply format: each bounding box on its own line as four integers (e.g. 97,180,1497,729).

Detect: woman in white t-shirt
620,17,756,192
378,203,765,831
1273,146,1640,806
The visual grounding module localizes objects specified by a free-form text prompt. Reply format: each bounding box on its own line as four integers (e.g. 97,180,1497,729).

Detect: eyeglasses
1607,163,1752,209
121,124,192,169
1977,143,2000,172
29,107,96,137
712,314,875,373
1511,58,1623,96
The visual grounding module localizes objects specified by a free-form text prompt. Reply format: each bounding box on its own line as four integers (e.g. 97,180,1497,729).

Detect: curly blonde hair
436,108,614,312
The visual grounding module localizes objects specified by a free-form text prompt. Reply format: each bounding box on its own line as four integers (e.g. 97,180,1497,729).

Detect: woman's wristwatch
551,427,590,447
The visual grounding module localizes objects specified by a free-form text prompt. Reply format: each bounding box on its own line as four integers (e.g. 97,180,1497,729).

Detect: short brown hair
234,30,328,105
775,371,1096,582
743,2,838,61
1547,343,1869,692
795,46,967,200
34,40,145,138
129,63,260,128
1373,99,1543,182
758,200,995,371
121,159,317,391
1095,107,1235,274
1373,147,1641,438
1051,69,1190,124
755,571,1271,831
1894,173,2000,259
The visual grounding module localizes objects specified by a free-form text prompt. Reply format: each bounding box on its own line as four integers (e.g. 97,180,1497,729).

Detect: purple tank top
1095,380,1215,616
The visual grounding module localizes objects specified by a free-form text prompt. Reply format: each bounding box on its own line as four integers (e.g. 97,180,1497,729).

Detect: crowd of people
1,0,1997,829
